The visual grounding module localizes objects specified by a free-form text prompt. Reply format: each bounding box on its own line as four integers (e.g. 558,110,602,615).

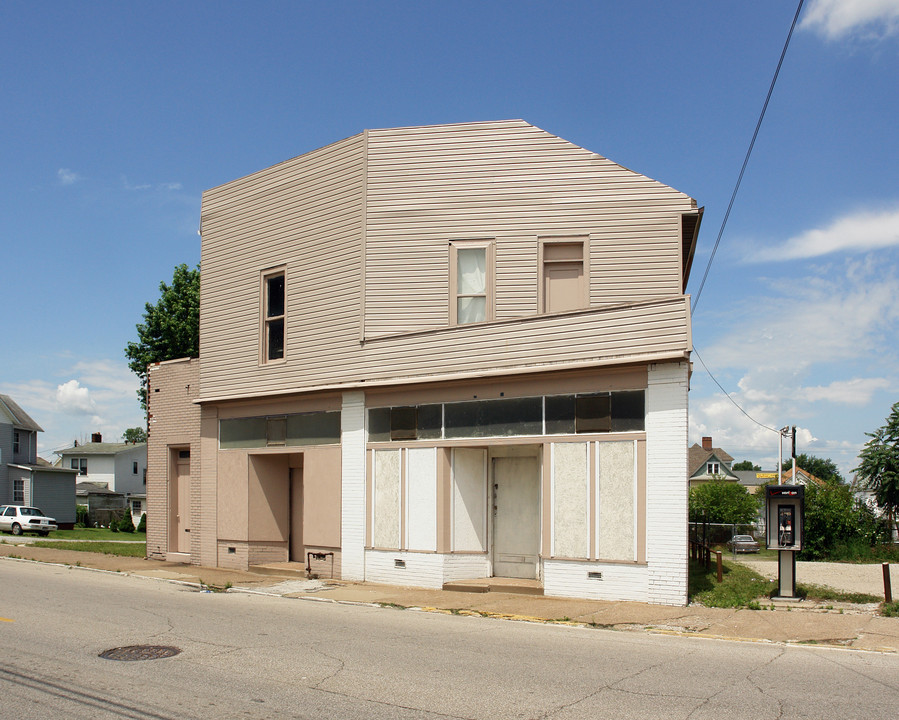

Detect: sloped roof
688,443,735,477
780,467,826,487
57,442,146,456
733,470,778,488
76,481,121,495
0,395,43,432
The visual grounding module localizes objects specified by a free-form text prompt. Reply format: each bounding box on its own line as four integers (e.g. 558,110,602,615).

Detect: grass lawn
30,540,147,557
44,528,146,542
689,558,882,608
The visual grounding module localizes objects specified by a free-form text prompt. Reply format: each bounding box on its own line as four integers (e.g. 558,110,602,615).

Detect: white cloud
56,379,96,414
801,0,899,40
122,176,183,192
705,257,899,372
751,208,899,262
798,377,891,404
57,168,80,185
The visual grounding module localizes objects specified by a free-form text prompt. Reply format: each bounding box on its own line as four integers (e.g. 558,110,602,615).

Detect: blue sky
2,1,897,476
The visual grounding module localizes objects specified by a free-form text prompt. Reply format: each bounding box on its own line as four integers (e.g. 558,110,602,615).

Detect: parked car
0,505,58,536
727,534,760,553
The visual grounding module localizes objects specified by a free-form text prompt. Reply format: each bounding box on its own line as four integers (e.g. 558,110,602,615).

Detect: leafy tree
122,427,147,444
732,460,761,471
689,479,758,525
855,401,899,539
125,263,200,411
799,482,888,560
781,454,843,485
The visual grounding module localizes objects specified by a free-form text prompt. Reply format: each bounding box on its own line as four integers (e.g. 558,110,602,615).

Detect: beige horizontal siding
200,133,365,399
362,121,694,338
199,121,696,401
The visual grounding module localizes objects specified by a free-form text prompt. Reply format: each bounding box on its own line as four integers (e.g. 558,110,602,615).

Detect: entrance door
171,449,191,554
492,457,540,579
289,466,304,562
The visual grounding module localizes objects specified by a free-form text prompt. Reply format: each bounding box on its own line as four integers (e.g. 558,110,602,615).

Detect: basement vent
394,559,406,568
587,571,603,580
227,547,236,554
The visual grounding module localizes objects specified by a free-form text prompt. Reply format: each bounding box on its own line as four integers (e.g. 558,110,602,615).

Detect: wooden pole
884,563,892,603
716,551,723,583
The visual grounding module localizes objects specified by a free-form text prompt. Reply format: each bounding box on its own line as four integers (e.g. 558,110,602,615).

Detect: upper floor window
707,462,720,475
132,461,139,474
450,241,493,325
71,458,87,475
540,239,587,314
262,269,285,362
13,431,20,454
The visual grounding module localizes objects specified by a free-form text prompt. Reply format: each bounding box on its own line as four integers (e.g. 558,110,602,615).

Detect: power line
692,345,780,434
691,0,805,315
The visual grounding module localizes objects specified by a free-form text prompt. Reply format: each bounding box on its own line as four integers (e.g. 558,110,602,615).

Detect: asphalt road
2,560,899,719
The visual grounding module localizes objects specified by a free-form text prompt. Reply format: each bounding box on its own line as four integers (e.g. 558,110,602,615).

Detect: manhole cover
99,645,181,661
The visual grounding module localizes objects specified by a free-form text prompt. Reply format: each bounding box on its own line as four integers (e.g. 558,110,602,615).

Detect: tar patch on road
99,645,181,661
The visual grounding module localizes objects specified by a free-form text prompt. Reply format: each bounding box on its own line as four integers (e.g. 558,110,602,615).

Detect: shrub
137,513,147,533
75,505,89,526
118,512,135,533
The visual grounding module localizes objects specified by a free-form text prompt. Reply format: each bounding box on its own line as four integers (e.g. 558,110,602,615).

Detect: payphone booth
765,485,804,599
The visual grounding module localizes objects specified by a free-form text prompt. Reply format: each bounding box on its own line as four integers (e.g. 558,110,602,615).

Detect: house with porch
147,120,702,605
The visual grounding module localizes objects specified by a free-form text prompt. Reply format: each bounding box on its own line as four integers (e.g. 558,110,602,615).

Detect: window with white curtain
451,241,493,324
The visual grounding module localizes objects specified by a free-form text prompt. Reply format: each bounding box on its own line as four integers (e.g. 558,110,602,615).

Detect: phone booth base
775,550,799,600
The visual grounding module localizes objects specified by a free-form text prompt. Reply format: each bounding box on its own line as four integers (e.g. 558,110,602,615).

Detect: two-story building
147,120,702,605
1,394,77,527
56,434,147,523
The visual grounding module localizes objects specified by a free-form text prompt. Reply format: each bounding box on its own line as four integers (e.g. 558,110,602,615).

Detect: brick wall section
645,361,689,606
147,358,201,561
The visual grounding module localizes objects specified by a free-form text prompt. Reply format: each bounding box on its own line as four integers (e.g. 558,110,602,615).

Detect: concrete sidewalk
3,542,898,653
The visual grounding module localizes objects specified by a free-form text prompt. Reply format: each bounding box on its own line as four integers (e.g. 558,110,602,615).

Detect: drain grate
99,645,181,661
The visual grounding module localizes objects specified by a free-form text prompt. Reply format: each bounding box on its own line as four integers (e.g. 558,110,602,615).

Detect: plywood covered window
540,239,587,314
262,269,285,363
450,241,494,325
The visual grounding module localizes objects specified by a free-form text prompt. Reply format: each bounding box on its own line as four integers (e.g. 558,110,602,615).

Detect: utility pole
777,425,797,484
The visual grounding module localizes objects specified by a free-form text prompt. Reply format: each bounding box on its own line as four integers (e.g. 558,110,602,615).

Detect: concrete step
250,561,309,578
442,578,544,596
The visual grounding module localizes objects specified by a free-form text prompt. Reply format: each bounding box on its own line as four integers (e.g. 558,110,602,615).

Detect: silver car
0,505,58,536
727,534,760,553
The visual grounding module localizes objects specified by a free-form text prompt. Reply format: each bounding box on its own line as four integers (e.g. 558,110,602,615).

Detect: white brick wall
543,559,649,602
364,550,446,588
645,362,689,605
442,553,490,582
341,391,366,580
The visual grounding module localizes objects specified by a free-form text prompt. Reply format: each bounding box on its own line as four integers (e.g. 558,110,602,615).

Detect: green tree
799,482,888,560
122,427,147,444
125,264,200,411
732,460,761,471
781,454,843,485
689,479,758,525
855,401,899,539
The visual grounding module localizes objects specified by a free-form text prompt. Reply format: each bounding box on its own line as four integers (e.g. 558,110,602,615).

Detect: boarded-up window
452,448,487,552
542,241,585,314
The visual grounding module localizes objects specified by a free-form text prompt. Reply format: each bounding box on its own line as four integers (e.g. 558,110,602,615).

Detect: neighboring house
147,120,703,606
0,394,78,528
688,437,738,488
733,470,779,495
56,434,147,524
779,467,826,488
